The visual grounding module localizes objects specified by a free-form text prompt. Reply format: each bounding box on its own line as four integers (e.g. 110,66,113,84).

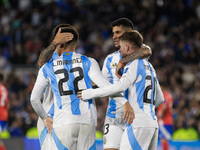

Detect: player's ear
126,44,129,52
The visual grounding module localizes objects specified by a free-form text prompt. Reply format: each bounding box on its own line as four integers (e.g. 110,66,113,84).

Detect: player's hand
53,28,74,45
116,61,124,78
122,102,135,125
43,116,53,133
77,91,83,100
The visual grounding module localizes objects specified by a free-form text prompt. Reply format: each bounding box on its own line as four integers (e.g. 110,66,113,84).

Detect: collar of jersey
62,51,73,58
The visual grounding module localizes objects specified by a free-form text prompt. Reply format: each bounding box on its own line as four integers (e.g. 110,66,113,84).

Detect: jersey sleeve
142,43,152,60
142,43,151,51
83,61,138,102
101,56,111,81
155,78,164,108
30,67,49,119
88,58,127,105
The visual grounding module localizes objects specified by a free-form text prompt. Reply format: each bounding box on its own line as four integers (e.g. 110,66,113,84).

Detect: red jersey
157,91,173,125
0,83,9,121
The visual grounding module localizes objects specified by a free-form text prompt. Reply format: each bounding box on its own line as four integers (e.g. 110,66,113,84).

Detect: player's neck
60,48,76,54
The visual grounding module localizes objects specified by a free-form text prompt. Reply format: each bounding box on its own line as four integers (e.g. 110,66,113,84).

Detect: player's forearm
83,78,130,101
30,75,49,119
82,85,126,105
155,82,164,108
121,46,152,64
37,41,58,67
31,100,48,119
30,87,48,119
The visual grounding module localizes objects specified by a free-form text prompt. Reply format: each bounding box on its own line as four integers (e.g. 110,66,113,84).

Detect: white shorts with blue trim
103,124,124,149
37,117,56,150
52,123,96,150
120,125,158,150
103,116,126,149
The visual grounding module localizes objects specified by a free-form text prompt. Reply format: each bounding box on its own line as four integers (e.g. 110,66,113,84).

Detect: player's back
41,52,97,127
124,59,158,128
0,83,9,121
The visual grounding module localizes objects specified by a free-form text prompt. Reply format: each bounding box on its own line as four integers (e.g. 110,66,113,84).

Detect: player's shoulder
105,51,120,58
80,55,98,66
127,59,140,67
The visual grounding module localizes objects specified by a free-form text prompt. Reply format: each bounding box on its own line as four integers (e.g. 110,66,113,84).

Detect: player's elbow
145,47,152,56
37,60,43,68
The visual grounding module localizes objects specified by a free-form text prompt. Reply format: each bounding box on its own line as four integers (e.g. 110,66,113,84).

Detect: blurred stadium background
0,0,200,149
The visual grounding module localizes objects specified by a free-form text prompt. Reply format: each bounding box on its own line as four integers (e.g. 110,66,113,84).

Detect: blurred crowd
0,0,200,139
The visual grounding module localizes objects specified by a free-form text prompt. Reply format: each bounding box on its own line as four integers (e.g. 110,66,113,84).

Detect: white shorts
103,124,124,149
37,117,56,150
120,125,158,150
52,123,96,150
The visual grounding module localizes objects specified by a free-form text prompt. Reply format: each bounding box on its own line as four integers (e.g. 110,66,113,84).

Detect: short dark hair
112,18,134,29
119,30,143,48
53,24,79,45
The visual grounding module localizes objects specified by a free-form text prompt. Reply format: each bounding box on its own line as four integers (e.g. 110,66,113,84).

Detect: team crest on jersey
66,53,70,56
111,63,117,68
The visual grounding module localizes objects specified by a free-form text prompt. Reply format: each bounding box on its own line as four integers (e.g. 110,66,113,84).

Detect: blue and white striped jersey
82,59,164,128
41,52,58,114
102,51,128,120
31,51,127,128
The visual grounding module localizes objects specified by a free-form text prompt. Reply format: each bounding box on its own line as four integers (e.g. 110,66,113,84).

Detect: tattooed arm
37,28,74,67
116,45,152,78
37,41,58,67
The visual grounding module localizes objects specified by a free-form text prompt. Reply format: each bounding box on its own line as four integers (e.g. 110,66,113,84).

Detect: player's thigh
77,124,96,150
53,124,80,150
103,124,124,150
40,132,55,150
37,119,55,150
37,118,44,137
120,126,157,150
149,128,158,150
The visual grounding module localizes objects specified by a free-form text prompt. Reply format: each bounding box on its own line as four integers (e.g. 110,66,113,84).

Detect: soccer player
157,84,173,150
36,25,74,149
31,24,134,150
78,31,164,150
101,18,152,150
0,73,9,150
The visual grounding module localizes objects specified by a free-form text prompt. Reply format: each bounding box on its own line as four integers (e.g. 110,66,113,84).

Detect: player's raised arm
116,45,152,78
37,28,74,67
